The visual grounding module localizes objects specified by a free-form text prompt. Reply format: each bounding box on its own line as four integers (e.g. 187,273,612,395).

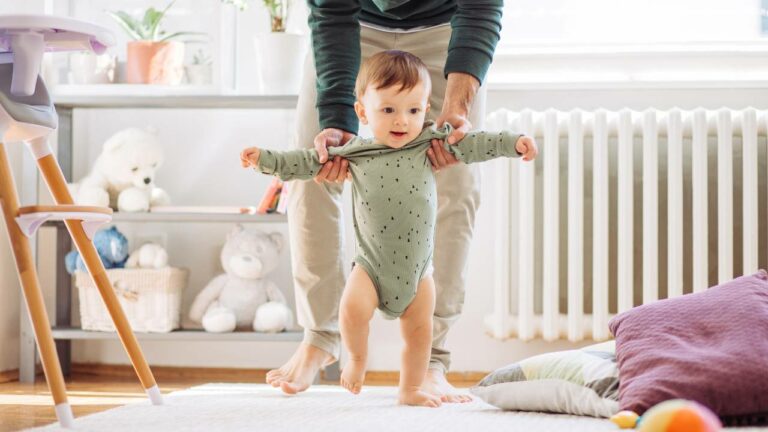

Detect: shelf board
112,211,287,223
52,85,298,109
51,327,303,342
43,211,286,225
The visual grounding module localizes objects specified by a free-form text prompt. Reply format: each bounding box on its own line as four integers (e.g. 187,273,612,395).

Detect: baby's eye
383,107,394,114
409,108,421,114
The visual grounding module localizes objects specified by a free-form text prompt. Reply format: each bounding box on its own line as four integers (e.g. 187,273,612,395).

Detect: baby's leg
398,276,442,407
339,265,379,394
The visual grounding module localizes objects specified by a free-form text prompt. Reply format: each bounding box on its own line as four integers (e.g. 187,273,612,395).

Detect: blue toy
65,226,129,274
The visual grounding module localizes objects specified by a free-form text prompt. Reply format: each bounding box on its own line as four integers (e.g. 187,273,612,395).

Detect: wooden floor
0,366,482,432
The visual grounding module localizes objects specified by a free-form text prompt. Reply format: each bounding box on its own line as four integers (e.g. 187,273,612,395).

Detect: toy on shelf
70,127,170,212
188,224,293,333
65,226,128,274
126,243,169,269
257,177,282,214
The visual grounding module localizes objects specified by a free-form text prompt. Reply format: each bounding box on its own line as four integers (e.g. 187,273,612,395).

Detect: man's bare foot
340,359,366,394
266,343,334,394
399,389,443,408
422,369,472,403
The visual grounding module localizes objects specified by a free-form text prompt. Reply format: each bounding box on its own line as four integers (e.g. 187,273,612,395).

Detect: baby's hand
240,147,261,168
515,136,538,162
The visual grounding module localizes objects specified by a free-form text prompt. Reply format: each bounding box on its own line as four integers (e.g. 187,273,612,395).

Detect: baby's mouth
390,131,407,138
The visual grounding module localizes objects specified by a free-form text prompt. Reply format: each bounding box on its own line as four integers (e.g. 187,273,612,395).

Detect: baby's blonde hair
355,50,431,99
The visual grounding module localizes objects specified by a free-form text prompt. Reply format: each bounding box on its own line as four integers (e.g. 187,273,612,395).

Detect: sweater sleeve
256,149,323,181
444,0,504,85
307,0,362,135
445,130,523,164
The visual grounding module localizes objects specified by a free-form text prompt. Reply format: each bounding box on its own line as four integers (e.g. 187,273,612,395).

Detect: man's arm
308,0,362,135
444,1,504,89
430,1,503,169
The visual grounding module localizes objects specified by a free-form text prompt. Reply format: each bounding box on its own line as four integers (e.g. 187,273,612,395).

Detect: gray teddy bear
189,225,293,333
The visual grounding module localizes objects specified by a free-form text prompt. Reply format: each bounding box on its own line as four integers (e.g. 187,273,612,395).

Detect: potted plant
185,49,213,85
223,0,307,94
109,0,204,85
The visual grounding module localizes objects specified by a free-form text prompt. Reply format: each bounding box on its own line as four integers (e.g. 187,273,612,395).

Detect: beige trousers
287,24,486,373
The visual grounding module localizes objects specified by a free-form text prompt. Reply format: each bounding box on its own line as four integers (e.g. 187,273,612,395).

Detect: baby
241,50,537,407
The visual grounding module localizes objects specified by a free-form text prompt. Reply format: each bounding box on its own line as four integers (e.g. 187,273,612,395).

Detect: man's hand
313,128,355,183
429,72,480,171
240,147,261,168
515,136,538,161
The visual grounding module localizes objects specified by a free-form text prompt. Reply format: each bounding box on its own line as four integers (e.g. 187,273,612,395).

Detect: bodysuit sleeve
444,130,524,164
255,148,322,181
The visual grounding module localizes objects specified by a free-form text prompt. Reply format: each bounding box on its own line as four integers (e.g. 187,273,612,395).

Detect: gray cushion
470,341,620,417
0,63,57,130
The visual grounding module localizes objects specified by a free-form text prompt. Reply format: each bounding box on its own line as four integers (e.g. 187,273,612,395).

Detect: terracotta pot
126,40,185,85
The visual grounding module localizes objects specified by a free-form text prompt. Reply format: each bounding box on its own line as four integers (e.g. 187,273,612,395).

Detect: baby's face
355,81,430,148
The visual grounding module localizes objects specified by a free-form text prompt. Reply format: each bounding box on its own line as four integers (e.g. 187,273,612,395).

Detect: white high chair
0,15,162,428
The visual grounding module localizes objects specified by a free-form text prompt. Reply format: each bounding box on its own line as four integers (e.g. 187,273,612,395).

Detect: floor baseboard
70,363,487,386
0,369,19,384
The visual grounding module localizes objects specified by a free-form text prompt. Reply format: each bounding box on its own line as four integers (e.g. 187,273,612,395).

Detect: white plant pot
185,64,212,86
253,32,307,94
68,52,116,85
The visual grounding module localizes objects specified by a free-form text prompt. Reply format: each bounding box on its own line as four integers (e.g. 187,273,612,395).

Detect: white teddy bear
188,225,293,333
126,243,169,269
71,127,170,212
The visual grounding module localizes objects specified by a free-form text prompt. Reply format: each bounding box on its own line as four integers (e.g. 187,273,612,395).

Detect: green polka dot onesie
256,121,522,318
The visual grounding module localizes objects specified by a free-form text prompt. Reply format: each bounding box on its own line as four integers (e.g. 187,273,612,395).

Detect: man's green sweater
307,0,504,134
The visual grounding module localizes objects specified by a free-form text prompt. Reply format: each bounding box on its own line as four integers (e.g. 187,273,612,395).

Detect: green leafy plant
221,0,251,11
108,0,205,42
192,49,212,65
221,0,290,32
263,0,289,32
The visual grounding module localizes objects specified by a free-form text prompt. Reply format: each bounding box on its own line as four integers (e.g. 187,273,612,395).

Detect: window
499,0,764,45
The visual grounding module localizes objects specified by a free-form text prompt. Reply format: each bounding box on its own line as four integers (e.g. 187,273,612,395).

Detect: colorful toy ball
610,410,640,429
638,399,722,432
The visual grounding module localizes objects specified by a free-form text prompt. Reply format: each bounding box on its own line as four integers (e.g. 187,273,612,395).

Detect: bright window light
500,0,764,45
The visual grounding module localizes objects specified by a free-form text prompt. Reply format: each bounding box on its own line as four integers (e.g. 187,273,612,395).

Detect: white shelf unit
18,92,343,383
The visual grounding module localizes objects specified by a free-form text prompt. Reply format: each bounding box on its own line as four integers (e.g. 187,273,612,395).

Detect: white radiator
485,108,767,342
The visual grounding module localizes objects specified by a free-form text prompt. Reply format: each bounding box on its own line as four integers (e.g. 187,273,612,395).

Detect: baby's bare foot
340,359,366,394
399,389,443,408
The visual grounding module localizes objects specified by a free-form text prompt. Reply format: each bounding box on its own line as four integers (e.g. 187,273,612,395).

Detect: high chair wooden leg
34,151,162,404
0,143,74,427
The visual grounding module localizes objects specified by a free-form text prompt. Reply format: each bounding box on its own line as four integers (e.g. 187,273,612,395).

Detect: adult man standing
266,1,503,402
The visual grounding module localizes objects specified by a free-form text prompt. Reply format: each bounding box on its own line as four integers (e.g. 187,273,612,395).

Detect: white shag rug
28,384,616,432
26,384,768,432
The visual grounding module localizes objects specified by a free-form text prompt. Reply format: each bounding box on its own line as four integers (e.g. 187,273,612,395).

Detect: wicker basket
75,268,188,333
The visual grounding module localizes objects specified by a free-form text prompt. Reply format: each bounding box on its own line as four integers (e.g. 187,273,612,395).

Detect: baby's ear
425,103,431,113
354,101,367,125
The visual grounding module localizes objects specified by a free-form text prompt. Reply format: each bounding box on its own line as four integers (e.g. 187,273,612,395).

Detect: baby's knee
404,320,433,343
340,303,372,327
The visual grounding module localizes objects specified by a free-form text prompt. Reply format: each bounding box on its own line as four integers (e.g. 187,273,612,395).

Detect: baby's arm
445,130,537,163
240,146,323,181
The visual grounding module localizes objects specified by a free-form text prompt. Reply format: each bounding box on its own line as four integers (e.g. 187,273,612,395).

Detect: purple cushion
608,270,768,417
